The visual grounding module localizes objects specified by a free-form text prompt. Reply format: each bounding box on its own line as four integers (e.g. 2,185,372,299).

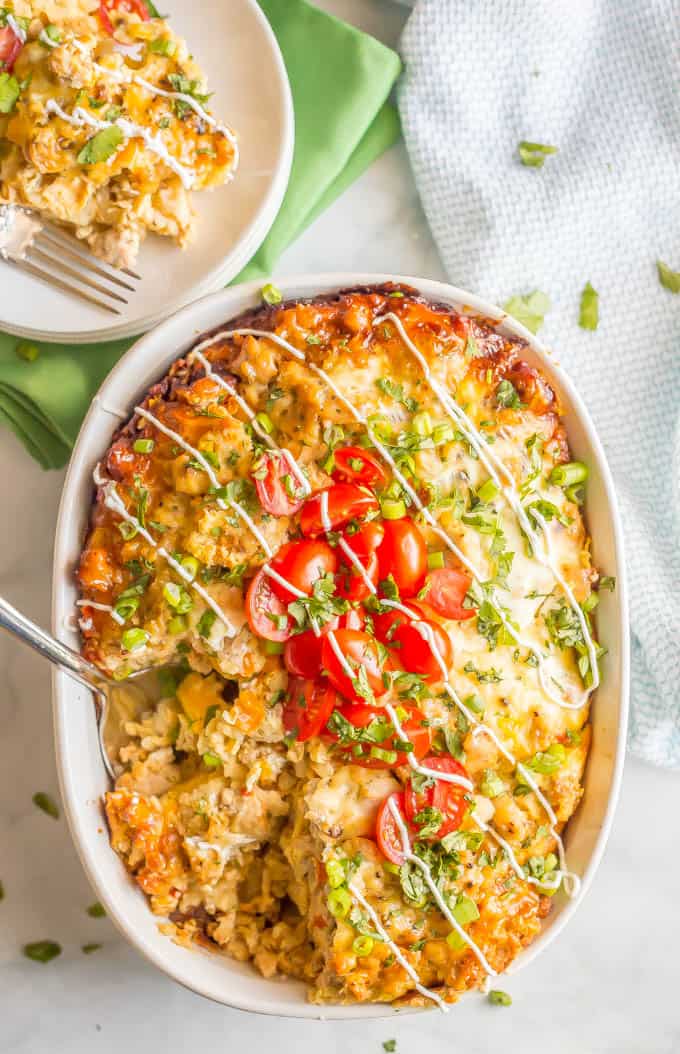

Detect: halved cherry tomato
332,446,388,488
99,0,150,35
0,22,23,71
328,703,432,768
373,604,417,645
377,518,427,596
300,484,379,538
335,523,384,602
285,610,366,675
268,540,337,604
253,452,306,517
419,568,474,621
245,568,293,642
320,629,387,703
404,756,469,838
391,618,453,679
376,792,408,865
283,678,337,742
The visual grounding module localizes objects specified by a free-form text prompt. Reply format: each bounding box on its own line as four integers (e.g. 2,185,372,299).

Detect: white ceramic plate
52,275,629,1019
0,0,294,344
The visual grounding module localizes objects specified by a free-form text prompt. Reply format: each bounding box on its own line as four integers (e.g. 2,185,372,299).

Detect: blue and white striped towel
396,0,680,767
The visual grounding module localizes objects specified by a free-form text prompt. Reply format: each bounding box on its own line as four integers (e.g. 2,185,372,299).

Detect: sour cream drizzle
45,99,196,188
6,13,26,43
388,796,497,975
76,598,125,626
190,325,580,891
61,35,239,178
377,311,599,708
347,881,449,1012
93,462,240,636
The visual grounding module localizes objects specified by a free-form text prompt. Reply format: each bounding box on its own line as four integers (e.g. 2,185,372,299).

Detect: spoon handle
0,594,103,693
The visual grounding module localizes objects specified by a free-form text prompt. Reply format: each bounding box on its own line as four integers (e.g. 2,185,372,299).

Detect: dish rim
52,273,630,1019
0,0,295,344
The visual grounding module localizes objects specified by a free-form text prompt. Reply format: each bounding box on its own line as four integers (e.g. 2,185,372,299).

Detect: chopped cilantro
77,125,123,165
23,941,61,964
375,376,419,413
517,141,558,167
0,72,20,114
657,260,680,294
33,792,59,819
383,1042,397,1053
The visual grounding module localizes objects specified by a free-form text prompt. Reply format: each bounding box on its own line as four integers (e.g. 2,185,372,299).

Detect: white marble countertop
1,2,679,1051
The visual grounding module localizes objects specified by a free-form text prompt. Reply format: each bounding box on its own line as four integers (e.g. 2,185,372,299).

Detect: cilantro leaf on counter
503,290,551,334
657,260,680,294
517,141,558,168
32,792,59,819
579,282,599,330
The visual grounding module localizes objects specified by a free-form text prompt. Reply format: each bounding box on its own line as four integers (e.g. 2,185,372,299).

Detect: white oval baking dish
52,275,629,1018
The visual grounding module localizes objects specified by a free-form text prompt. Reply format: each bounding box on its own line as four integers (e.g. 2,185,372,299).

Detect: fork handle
0,594,104,693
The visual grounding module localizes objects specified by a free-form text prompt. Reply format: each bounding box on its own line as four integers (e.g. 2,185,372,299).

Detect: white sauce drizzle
45,99,196,188
94,463,240,636
76,598,125,626
57,35,239,179
388,796,497,975
6,13,26,43
377,311,599,707
189,349,310,497
348,881,449,1012
191,325,581,895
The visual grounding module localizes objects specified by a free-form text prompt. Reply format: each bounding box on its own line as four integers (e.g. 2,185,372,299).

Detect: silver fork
0,204,141,316
0,593,158,781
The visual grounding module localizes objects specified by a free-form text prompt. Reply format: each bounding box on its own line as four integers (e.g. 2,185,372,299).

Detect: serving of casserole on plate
0,0,238,269
66,279,627,1012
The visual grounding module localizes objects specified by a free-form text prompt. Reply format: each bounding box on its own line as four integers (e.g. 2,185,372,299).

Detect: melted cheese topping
84,284,599,1008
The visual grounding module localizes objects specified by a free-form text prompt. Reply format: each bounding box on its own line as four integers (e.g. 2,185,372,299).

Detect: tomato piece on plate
391,618,453,679
0,22,23,71
300,484,379,538
283,678,337,742
419,568,474,621
377,518,427,596
376,792,408,865
253,451,306,517
99,0,150,34
332,446,388,488
245,568,293,641
404,755,469,838
268,540,337,603
320,628,387,703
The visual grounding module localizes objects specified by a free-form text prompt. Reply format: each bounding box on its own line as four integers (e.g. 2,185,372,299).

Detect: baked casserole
77,284,607,1008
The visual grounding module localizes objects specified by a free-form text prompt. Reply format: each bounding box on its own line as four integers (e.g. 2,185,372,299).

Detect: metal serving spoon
0,594,150,781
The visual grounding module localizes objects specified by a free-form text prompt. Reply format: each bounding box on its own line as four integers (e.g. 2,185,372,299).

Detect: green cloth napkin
0,0,401,469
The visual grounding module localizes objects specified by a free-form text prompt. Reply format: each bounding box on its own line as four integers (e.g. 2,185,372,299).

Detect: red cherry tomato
253,452,306,517
335,523,384,602
420,568,474,621
376,792,408,865
373,604,417,645
245,569,293,642
0,22,23,71
377,518,427,596
99,0,150,34
391,618,453,679
268,540,337,604
332,446,389,488
320,629,387,703
300,484,379,538
328,703,432,768
283,678,337,742
404,756,470,838
284,628,324,679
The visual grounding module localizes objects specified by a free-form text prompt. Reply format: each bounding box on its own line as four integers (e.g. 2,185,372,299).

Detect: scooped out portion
80,283,601,1007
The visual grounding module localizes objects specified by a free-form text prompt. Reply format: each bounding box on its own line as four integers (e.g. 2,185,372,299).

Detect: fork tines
11,223,141,315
